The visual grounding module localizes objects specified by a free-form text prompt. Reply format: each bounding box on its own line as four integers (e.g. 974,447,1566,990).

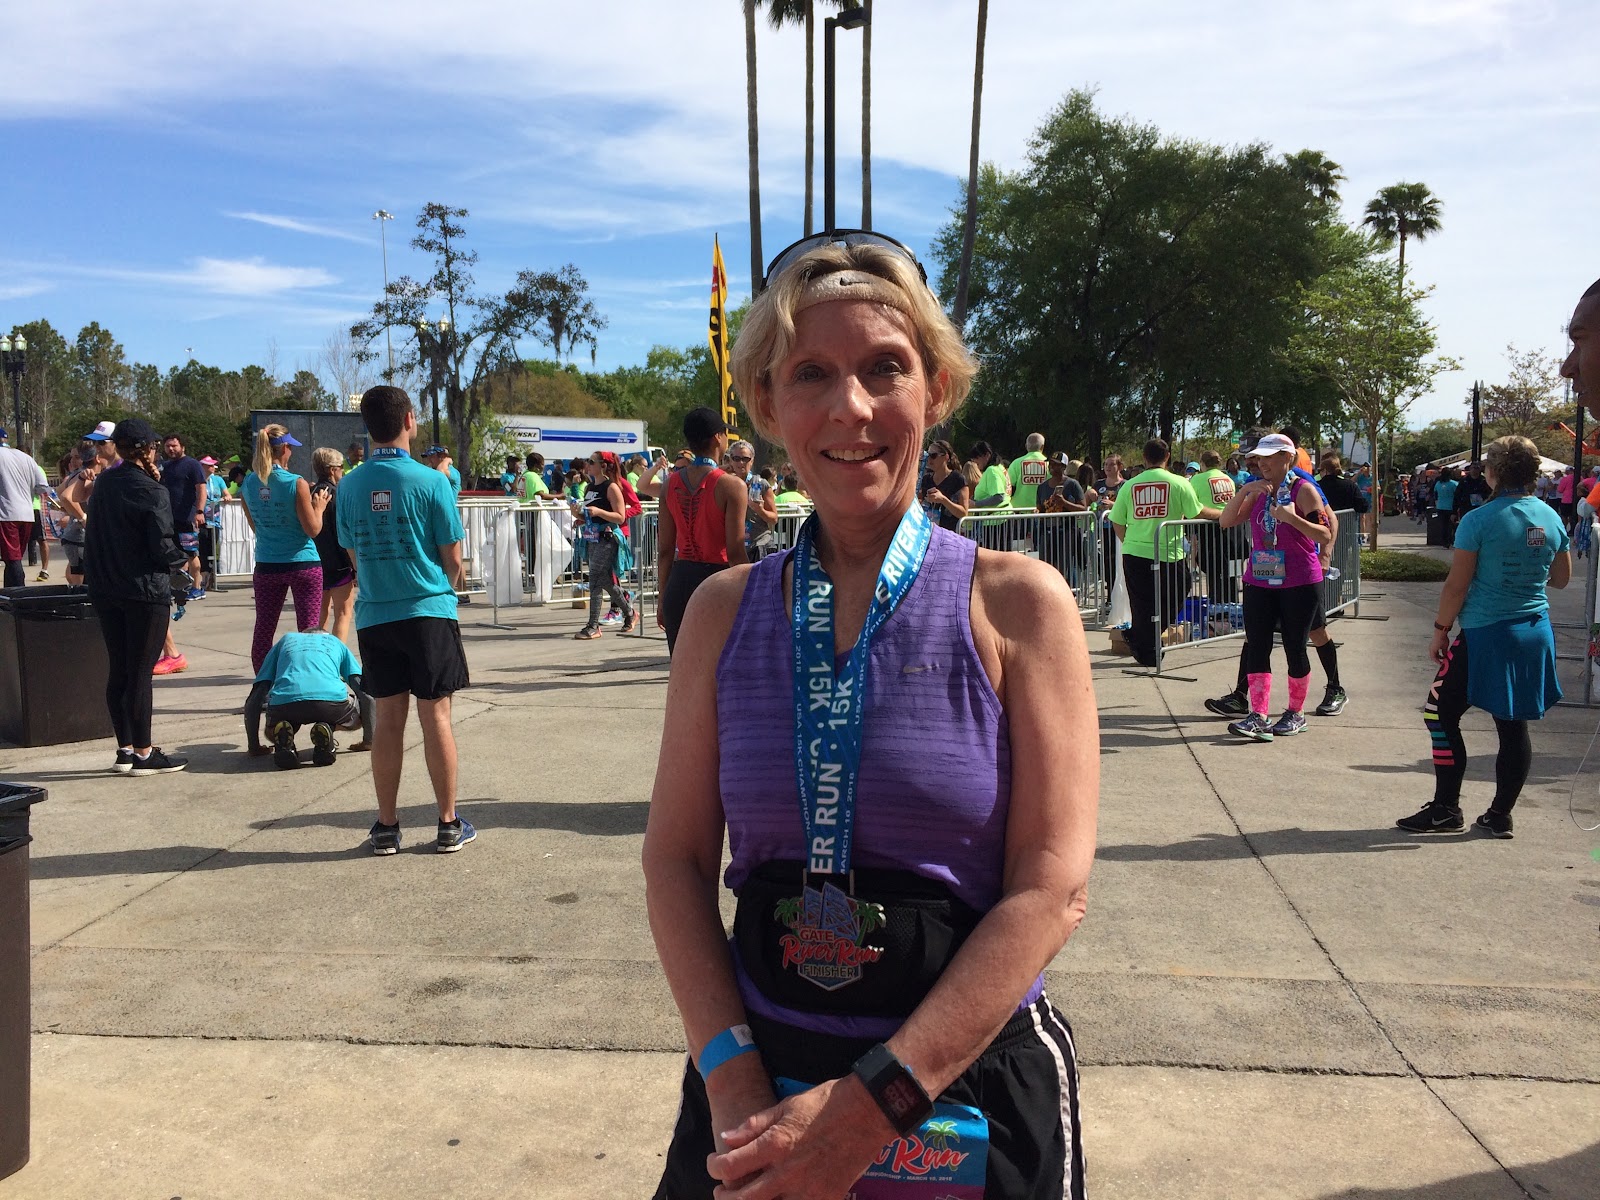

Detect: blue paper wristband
697,1024,758,1079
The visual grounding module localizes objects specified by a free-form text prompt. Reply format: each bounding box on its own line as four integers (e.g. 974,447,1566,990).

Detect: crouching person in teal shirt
246,630,374,769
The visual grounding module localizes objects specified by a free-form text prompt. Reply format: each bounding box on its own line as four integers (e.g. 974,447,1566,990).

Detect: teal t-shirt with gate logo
336,452,464,630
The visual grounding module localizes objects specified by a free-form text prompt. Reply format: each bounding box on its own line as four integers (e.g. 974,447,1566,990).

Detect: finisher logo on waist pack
774,882,885,991
371,490,392,512
1132,481,1170,519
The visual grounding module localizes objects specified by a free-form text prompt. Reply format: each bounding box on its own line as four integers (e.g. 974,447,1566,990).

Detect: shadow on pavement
30,844,371,878
1095,826,1486,862
245,796,649,838
1317,1139,1599,1199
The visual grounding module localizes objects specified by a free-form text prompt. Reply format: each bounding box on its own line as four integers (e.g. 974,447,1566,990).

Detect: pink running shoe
152,654,189,676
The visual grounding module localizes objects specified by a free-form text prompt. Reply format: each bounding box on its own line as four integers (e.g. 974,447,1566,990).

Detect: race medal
773,877,886,991
784,505,933,993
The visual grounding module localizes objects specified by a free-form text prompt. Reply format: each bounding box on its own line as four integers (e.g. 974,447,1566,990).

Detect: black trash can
1425,510,1448,547
0,783,45,1181
0,587,112,747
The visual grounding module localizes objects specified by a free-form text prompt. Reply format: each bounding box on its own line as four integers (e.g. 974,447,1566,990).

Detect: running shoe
621,610,638,634
1204,691,1249,717
35,570,48,581
1474,809,1513,839
128,748,188,776
186,587,206,601
1270,710,1307,737
436,816,477,853
310,722,337,767
1227,713,1274,743
574,626,602,640
112,748,136,774
272,720,299,770
370,820,402,856
1315,687,1348,717
1396,803,1464,833
600,610,624,627
152,654,188,675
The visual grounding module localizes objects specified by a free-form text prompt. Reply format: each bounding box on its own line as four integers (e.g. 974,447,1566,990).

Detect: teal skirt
1463,613,1561,721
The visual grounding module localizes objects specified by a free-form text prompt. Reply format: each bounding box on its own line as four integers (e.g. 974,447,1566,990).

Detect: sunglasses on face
762,228,929,291
728,455,753,463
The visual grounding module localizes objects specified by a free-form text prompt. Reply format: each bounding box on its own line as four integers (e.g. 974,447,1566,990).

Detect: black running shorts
356,616,469,700
653,995,1085,1200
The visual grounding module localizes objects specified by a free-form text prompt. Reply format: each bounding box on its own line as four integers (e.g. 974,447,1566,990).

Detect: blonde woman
311,448,355,645
241,425,329,672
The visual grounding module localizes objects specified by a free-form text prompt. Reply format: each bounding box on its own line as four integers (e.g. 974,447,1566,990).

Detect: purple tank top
1246,476,1325,588
716,524,1040,1037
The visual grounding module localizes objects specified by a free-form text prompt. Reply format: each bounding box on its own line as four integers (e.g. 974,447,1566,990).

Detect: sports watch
851,1043,934,1136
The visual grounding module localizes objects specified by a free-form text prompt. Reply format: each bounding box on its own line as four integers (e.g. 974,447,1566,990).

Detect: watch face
882,1075,926,1121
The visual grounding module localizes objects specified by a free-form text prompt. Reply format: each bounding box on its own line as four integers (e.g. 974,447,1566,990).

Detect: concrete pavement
2,534,1598,1198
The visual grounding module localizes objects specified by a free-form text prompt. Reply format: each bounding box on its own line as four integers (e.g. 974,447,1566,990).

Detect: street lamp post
0,332,27,451
823,4,869,235
373,210,395,379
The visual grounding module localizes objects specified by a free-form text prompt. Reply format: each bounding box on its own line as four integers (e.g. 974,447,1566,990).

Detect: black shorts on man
356,616,469,700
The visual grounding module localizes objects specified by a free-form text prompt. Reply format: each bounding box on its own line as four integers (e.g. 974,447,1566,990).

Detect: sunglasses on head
762,228,929,291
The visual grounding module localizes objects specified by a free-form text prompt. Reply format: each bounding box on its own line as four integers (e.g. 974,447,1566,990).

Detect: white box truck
498,416,662,465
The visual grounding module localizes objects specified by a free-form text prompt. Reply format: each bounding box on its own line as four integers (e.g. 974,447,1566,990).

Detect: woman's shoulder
970,546,1076,632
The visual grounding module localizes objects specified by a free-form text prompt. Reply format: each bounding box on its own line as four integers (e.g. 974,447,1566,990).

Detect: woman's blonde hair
729,242,977,445
963,460,982,489
312,447,343,481
253,424,287,484
1484,435,1540,492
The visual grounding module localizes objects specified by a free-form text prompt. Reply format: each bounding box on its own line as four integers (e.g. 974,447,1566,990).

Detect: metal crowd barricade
1142,508,1363,674
954,510,1108,627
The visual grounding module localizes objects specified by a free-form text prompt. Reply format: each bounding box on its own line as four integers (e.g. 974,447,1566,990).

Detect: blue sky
2,0,1595,428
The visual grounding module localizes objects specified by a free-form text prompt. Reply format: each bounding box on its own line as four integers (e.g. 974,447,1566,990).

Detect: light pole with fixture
823,3,869,234
373,210,395,378
0,332,27,452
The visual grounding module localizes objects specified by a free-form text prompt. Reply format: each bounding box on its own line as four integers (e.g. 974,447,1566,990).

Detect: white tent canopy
1414,449,1573,476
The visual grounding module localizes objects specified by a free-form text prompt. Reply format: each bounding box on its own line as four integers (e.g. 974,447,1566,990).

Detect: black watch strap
852,1043,934,1137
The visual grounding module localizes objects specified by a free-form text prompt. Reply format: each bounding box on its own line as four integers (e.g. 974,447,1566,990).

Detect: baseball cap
0,427,8,442
111,417,160,448
83,420,116,442
1185,461,1201,471
1245,433,1296,460
424,445,449,457
200,456,219,466
1050,452,1073,467
268,431,302,448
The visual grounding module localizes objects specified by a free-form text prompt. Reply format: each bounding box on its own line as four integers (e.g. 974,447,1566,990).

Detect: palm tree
1284,149,1345,207
952,0,989,329
744,0,766,295
765,1,828,236
860,5,871,227
1362,182,1443,290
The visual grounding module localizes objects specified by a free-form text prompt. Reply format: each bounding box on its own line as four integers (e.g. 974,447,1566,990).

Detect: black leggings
94,601,169,748
1243,583,1318,678
1425,633,1533,812
661,560,725,655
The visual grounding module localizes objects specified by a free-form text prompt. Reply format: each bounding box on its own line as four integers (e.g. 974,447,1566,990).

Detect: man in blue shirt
245,629,374,768
337,388,474,855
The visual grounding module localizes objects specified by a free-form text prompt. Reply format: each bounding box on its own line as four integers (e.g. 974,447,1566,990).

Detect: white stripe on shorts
1029,997,1081,1200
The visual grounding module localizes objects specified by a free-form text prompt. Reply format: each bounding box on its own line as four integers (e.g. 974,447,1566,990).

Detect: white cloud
185,258,338,295
0,281,52,302
226,211,372,244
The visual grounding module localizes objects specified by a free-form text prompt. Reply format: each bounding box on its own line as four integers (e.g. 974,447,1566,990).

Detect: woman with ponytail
241,424,330,672
570,450,636,639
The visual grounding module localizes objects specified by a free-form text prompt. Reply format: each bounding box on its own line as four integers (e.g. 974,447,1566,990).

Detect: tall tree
72,322,133,412
951,0,989,330
1361,182,1443,290
859,2,871,227
1286,248,1457,547
744,0,766,294
1283,149,1345,207
765,1,827,236
350,204,606,461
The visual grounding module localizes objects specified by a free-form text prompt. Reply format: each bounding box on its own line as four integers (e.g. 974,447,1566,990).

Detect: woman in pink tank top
657,406,748,654
1218,433,1331,741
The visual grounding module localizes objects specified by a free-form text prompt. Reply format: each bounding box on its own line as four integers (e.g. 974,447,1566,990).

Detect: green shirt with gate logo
1109,467,1203,562
1008,451,1049,511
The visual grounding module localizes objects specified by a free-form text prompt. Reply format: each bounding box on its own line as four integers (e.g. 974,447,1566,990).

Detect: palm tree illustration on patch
774,882,887,990
921,1120,960,1152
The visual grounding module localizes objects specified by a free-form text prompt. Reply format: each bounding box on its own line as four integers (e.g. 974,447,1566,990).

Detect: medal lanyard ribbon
690,455,719,467
1260,476,1295,547
791,506,934,877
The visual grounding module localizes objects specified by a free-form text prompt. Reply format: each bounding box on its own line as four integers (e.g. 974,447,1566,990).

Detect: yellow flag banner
709,236,736,430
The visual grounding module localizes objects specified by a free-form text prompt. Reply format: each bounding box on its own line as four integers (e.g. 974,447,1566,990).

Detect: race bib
775,1078,989,1198
1252,548,1287,585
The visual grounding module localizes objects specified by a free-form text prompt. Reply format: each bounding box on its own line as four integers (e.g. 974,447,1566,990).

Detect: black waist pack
733,859,984,1019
